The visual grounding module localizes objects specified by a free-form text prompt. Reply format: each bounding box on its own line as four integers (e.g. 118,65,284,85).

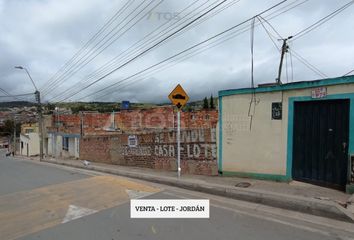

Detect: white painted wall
56,135,62,158
75,138,80,159
220,83,354,175
20,134,29,157
47,133,53,156
28,133,40,156
20,133,39,156
47,134,80,159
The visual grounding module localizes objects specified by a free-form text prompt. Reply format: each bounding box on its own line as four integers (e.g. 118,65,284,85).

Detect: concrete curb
44,159,354,223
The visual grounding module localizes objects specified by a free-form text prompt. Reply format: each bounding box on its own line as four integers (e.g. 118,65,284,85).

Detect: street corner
94,175,161,195
0,175,160,240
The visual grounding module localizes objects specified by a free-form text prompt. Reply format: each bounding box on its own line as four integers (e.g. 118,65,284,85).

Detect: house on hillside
20,123,39,156
19,117,51,157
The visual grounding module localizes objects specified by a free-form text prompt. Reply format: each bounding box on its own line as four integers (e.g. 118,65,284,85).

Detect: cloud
0,0,353,103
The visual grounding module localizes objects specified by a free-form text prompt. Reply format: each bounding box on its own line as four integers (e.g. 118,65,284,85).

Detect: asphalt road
0,151,88,195
0,149,353,240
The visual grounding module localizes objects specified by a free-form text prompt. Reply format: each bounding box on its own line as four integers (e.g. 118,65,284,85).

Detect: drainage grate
235,182,251,188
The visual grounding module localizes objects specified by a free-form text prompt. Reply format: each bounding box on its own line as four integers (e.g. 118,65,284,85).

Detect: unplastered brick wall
52,113,113,135
50,107,218,135
82,113,112,135
181,110,218,129
80,128,218,175
60,115,81,134
115,106,175,131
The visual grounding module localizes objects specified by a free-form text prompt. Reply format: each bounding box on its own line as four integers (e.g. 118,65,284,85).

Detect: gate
292,99,349,189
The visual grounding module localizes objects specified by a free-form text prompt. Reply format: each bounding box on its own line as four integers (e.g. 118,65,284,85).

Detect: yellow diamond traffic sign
168,84,189,110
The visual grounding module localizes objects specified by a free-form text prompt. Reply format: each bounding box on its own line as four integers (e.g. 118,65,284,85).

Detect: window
62,137,69,151
25,129,34,134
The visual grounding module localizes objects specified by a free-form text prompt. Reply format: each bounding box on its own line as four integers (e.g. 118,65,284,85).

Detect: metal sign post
177,110,181,178
168,84,189,178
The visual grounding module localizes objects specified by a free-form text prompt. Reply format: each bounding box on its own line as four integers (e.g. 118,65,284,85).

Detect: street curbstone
43,159,354,223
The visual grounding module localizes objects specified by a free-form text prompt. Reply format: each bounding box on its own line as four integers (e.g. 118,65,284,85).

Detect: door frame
287,93,354,185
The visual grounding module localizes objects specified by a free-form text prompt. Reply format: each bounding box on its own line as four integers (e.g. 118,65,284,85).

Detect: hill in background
0,96,217,114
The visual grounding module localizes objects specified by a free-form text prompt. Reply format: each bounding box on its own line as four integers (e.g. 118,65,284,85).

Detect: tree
184,104,194,112
44,103,56,114
71,105,87,114
203,97,209,109
0,120,20,136
210,94,215,109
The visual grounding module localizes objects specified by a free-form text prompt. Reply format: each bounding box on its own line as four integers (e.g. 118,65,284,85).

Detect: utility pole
15,66,43,161
80,111,84,136
35,90,44,161
13,115,16,156
276,36,292,85
54,106,59,158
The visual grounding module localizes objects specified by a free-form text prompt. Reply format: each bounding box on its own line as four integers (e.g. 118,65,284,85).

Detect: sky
0,0,353,103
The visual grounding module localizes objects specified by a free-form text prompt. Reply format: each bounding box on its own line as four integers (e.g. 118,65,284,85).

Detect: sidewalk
19,156,354,222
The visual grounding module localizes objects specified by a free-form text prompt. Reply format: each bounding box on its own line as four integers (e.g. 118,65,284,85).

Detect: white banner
130,199,209,218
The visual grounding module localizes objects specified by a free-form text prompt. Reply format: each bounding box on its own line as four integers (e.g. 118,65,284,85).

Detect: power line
42,0,157,96
80,0,238,83
77,0,203,82
289,48,327,78
256,16,280,52
71,0,308,102
250,17,256,89
343,69,354,76
78,0,311,102
90,27,262,101
257,0,343,82
291,0,354,41
0,87,35,101
40,0,135,93
289,42,294,82
81,0,306,102
47,0,217,101
257,15,283,39
248,17,257,131
55,0,231,102
86,22,262,101
60,0,297,102
52,0,308,102
0,93,34,98
49,0,241,102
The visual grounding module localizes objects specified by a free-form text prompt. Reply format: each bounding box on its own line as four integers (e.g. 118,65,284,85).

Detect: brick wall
51,106,218,134
115,106,175,131
51,106,218,175
80,127,217,175
181,110,218,129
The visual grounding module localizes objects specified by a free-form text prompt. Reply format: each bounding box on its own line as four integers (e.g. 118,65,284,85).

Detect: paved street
0,149,353,240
